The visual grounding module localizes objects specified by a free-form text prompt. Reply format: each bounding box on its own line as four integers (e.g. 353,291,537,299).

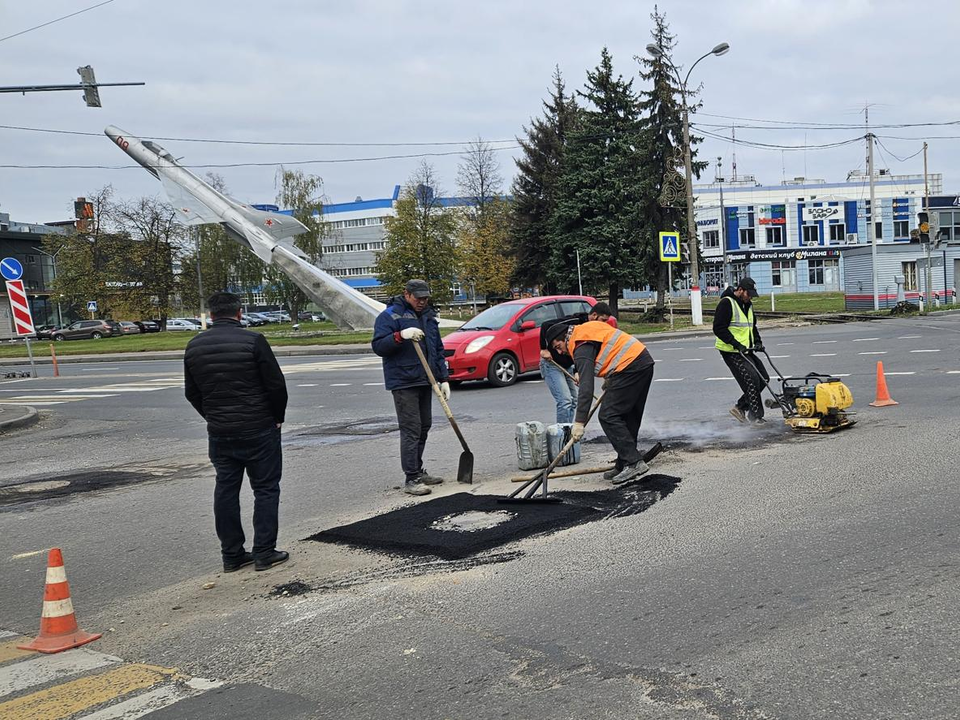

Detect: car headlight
464,335,495,354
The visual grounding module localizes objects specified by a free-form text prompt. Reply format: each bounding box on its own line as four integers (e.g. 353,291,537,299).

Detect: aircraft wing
160,175,222,226
236,203,309,241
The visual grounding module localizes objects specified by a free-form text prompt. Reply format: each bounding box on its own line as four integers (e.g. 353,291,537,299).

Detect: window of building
902,261,918,291
765,226,785,247
771,260,796,288
875,221,883,240
937,210,960,242
802,225,820,245
809,259,825,285
828,223,846,244
893,220,909,238
702,230,719,249
739,228,756,248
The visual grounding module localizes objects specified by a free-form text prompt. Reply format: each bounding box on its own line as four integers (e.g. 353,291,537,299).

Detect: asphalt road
1,312,958,719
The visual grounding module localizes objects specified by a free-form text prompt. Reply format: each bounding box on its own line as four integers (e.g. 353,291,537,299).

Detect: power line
695,112,960,131
0,0,116,44
697,127,865,152
0,123,517,148
874,138,925,163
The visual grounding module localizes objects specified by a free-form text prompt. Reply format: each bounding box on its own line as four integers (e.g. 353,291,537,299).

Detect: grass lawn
698,291,845,314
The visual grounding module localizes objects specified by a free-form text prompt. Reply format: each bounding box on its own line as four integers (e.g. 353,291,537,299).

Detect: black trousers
392,386,433,482
208,426,282,562
720,351,769,420
598,362,655,467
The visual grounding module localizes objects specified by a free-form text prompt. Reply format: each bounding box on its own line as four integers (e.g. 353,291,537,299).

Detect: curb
0,405,39,432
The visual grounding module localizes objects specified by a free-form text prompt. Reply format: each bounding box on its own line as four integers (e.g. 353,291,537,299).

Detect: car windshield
460,303,525,331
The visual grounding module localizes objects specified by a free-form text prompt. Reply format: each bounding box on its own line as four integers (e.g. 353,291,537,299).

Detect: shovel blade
456,451,474,484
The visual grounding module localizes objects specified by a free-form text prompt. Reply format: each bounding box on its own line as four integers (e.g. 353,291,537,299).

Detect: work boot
417,470,445,486
729,406,747,423
602,465,621,481
752,417,768,426
223,552,254,573
254,550,289,572
404,480,431,496
611,460,650,486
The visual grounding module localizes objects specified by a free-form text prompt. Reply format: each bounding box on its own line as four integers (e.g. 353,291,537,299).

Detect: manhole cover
431,510,515,533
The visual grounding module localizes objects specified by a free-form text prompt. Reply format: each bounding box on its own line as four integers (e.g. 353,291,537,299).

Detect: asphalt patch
308,474,680,561
269,580,313,597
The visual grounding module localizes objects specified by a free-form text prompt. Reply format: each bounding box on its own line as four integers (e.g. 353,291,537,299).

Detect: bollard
770,292,776,312
50,344,60,378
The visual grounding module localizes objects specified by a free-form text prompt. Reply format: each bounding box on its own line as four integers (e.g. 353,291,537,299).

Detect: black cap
546,323,570,345
404,279,431,298
737,277,759,298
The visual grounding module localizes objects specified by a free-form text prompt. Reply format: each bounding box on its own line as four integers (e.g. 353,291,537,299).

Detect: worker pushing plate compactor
749,348,856,433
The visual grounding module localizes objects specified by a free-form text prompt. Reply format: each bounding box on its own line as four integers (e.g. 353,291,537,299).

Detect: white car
165,318,198,331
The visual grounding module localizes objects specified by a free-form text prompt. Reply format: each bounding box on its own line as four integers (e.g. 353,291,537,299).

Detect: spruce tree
509,67,578,293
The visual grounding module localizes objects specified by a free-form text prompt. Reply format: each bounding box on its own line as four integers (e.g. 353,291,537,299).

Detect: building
842,238,959,310
693,171,942,295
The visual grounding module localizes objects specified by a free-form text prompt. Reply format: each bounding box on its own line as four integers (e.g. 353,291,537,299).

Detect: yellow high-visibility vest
715,296,755,352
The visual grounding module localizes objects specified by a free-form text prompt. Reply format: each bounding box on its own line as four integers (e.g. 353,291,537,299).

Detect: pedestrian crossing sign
659,231,681,262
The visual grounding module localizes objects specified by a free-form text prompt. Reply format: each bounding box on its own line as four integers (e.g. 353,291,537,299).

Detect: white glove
571,422,585,441
400,327,425,341
440,382,451,401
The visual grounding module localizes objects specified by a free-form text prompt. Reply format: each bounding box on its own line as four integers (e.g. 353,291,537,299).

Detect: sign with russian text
802,205,842,222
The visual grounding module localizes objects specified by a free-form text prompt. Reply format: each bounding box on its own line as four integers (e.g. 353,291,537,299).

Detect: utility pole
923,142,933,307
867,127,879,311
576,249,583,296
195,227,206,329
717,156,728,288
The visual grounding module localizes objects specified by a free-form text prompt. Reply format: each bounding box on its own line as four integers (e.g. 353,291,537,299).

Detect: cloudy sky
2,0,958,223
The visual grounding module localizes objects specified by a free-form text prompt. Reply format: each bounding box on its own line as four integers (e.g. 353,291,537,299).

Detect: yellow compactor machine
754,350,856,433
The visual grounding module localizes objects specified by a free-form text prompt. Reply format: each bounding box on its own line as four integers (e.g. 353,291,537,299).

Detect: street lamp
32,245,65,327
646,41,729,325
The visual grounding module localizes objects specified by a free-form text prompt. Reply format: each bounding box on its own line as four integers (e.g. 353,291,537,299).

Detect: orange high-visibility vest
568,321,645,377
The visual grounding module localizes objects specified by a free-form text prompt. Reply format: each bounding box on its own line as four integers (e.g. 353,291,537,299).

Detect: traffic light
918,211,930,243
77,66,101,108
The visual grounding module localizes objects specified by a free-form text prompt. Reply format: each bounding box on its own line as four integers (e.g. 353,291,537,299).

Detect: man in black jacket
713,277,770,424
184,292,290,572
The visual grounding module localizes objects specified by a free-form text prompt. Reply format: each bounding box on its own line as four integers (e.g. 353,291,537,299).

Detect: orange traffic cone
18,548,101,654
868,361,899,407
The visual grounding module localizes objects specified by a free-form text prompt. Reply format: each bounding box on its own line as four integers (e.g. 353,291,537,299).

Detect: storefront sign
696,218,718,227
728,248,842,262
758,217,786,225
802,205,842,222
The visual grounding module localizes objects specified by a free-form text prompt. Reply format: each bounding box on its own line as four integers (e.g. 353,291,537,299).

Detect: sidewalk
0,405,39,431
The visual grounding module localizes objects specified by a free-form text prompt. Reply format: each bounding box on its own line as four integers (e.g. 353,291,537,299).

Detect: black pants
720,351,769,420
208,426,282,562
392,386,433,482
598,362,654,467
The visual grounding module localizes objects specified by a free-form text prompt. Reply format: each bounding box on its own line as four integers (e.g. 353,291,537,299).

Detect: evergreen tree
636,6,708,307
551,48,646,314
509,67,578,293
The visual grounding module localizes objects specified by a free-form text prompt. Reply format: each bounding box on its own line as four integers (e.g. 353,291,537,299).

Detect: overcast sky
2,0,958,223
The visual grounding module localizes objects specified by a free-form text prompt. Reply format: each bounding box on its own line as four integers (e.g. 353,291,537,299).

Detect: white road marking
852,337,880,342
698,346,716,350
812,340,837,344
776,342,795,346
810,353,837,357
0,647,121,695
910,349,940,353
705,377,734,381
330,383,352,387
770,355,790,359
832,373,851,377
297,384,318,387
80,679,218,720
362,382,384,386
885,371,915,376
678,358,702,362
654,378,684,382
0,378,31,385
0,400,65,405
10,550,44,560
0,630,15,640
898,335,922,339
82,366,119,371
947,371,960,374
859,351,887,355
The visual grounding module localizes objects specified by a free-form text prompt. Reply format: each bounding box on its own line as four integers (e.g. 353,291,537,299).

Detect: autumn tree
456,198,514,299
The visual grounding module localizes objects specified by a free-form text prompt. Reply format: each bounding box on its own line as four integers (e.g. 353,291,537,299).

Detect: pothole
285,417,399,447
431,510,515,533
0,468,188,508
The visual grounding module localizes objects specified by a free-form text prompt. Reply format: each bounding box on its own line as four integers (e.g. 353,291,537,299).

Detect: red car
443,295,596,387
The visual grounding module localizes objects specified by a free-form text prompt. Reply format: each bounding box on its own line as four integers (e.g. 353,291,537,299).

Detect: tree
636,6,708,308
456,198,515,299
551,48,647,314
375,161,458,303
510,67,579,292
457,137,503,220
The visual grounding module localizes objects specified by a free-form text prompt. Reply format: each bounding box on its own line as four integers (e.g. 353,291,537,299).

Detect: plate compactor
748,349,856,433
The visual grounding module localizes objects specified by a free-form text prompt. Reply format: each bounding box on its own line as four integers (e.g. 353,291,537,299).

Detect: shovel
411,341,474,484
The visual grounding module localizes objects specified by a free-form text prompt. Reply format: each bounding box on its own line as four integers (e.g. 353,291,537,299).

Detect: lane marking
0,379,31,385
947,370,960,374
810,353,837,357
852,337,880,342
10,550,44,560
859,351,887,355
898,335,921,339
362,382,384,386
698,346,716,350
297,384,318,387
330,383,352,387
678,358,702,362
769,355,790,359
80,680,214,720
0,400,65,406
832,373,851,377
0,632,14,640
910,349,940,353
885,371,915,376
81,367,119,371
812,340,837,344
0,647,120,696
654,378,684,382
776,342,795,346
705,377,734,381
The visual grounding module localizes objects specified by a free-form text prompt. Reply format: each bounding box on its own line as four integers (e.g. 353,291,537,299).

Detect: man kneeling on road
713,277,770,425
372,279,450,496
548,320,655,485
184,292,289,572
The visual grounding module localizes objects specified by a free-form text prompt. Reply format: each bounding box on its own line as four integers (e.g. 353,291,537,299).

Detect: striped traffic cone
18,548,102,654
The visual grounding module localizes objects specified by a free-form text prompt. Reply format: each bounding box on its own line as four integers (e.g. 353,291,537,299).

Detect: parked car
261,311,291,323
134,320,160,334
51,320,118,341
242,313,267,327
118,321,141,336
164,318,199,332
245,312,273,325
442,295,596,387
34,324,62,340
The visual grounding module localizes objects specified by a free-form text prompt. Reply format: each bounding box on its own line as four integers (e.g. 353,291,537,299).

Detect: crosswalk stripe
0,400,65,406
78,681,204,720
0,634,13,641
0,663,176,720
0,647,120,696
0,639,33,665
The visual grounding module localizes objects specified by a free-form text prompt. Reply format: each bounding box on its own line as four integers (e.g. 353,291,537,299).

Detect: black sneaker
611,460,650,485
223,552,254,573
254,550,289,572
602,466,621,481
417,471,445,486
404,481,431,496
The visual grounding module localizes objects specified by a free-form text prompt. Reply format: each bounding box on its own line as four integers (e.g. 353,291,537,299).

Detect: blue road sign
658,232,680,262
0,257,24,281
87,300,98,312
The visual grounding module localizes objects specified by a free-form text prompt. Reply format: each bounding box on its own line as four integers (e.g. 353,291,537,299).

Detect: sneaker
417,471,445,486
729,406,747,423
223,552,254,573
254,550,289,572
404,481,431,496
611,460,650,486
602,466,621,481
752,417,768,426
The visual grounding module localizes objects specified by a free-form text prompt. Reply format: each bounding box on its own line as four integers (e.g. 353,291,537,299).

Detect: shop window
875,221,883,240
802,225,820,245
893,220,909,238
702,230,719,249
739,228,756,248
809,260,825,285
771,261,796,288
765,226,785,247
828,224,846,244
902,261,918,291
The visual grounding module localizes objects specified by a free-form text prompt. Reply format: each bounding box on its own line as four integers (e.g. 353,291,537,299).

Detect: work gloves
753,342,765,353
440,382,451,401
732,341,748,353
571,422,585,441
400,327,425,341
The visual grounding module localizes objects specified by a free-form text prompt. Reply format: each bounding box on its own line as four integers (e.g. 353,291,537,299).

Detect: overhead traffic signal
917,212,929,243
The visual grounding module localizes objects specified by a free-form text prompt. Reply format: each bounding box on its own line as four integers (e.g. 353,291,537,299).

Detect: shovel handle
411,341,470,453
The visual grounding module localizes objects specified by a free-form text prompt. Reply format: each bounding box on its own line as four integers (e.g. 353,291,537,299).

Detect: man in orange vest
547,320,655,484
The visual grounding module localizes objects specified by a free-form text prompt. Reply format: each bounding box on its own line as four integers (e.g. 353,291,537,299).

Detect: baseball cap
405,279,431,298
737,277,759,298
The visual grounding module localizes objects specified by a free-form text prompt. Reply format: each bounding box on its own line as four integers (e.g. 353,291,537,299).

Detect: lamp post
32,245,65,327
646,41,729,326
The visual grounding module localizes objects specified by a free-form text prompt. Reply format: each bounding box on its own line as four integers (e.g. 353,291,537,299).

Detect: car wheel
53,334,64,341
91,332,103,339
487,352,519,387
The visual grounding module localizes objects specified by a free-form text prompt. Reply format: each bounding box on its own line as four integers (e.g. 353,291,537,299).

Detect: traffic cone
18,548,101,654
868,361,899,408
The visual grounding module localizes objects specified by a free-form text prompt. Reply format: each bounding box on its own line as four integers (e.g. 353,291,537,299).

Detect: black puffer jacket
184,318,288,435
